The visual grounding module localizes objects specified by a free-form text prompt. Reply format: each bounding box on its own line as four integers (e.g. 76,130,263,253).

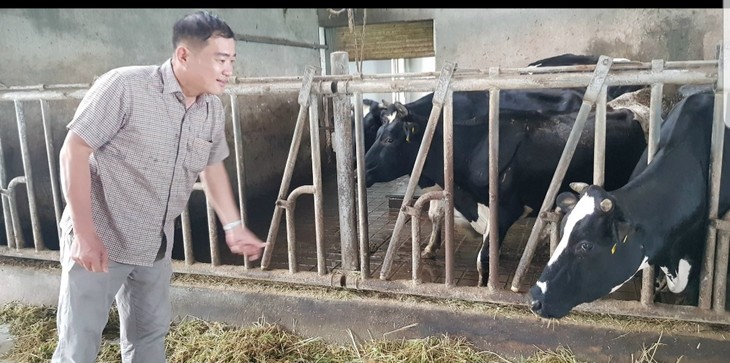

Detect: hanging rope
346,9,367,75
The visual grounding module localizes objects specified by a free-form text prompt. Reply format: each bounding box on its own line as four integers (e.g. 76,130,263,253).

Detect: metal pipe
331,52,358,272
353,92,370,278
282,185,316,274
379,62,456,281
261,66,316,269
0,125,14,246
234,32,327,50
511,56,613,292
713,211,730,313
487,81,500,291
442,90,455,287
180,206,195,265
229,95,250,269
2,176,27,249
699,47,725,310
39,100,63,240
640,64,666,306
207,196,219,267
593,86,607,187
222,69,716,97
308,98,327,276
700,90,726,309
14,100,44,251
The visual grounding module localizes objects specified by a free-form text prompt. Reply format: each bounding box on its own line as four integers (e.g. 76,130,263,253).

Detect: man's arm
59,130,108,272
200,161,267,260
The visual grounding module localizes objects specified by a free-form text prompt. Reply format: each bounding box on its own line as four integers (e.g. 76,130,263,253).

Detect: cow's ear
555,191,578,214
403,121,420,143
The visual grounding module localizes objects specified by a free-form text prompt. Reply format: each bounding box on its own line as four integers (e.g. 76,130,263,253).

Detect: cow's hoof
421,250,436,259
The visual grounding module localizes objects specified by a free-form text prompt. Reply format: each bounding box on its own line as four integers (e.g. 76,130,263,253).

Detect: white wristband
222,220,242,231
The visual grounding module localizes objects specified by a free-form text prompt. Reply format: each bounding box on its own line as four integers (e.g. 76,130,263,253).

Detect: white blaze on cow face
547,194,597,266
660,259,692,293
386,111,397,124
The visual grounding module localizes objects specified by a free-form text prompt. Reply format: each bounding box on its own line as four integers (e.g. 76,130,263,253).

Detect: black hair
172,11,234,49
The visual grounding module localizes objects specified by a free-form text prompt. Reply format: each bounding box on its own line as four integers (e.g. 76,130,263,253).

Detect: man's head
171,11,236,97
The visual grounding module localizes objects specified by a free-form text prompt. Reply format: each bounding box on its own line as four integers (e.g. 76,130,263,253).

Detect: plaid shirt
60,59,229,266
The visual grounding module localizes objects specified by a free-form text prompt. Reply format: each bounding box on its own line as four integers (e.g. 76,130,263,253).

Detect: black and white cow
364,98,648,286
528,90,725,319
357,89,589,257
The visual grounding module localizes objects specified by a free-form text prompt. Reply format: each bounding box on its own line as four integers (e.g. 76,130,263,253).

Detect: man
52,11,266,362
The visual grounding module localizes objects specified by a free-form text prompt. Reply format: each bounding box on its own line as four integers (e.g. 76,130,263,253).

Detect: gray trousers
52,240,172,363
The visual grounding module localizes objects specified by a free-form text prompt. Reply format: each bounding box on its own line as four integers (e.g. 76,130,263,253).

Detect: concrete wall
0,9,321,250
1,8,723,252
319,8,722,67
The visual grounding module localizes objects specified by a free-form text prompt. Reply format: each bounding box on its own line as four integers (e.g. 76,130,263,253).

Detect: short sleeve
67,69,128,150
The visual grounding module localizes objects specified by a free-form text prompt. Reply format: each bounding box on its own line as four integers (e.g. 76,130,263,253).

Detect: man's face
187,36,236,96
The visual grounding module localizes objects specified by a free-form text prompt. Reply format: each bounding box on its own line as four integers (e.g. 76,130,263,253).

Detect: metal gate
1,52,727,325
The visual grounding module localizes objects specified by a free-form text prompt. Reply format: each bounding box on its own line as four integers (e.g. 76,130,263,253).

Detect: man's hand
225,225,267,260
70,232,109,272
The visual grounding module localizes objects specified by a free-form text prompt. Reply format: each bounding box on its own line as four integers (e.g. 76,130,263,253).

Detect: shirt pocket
184,137,213,174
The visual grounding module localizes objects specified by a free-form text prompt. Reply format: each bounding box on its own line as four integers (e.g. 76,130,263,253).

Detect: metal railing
0,52,726,325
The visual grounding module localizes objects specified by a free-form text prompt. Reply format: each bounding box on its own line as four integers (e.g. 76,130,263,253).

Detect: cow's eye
578,241,593,252
384,137,394,144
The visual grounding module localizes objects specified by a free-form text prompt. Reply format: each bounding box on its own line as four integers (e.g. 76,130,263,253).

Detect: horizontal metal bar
235,32,327,50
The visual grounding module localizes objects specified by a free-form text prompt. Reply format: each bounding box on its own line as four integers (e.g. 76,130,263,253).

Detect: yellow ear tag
611,243,617,255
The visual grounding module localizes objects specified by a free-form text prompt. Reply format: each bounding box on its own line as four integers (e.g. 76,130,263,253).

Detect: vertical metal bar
487,82,500,291
308,96,327,276
380,62,456,280
229,95,250,269
699,48,725,310
14,100,44,251
207,197,220,266
6,177,26,249
641,61,665,306
443,90,455,287
180,206,195,265
39,100,63,240
0,125,14,246
713,213,730,313
331,52,358,271
285,200,298,273
353,91,370,278
593,86,607,187
411,205,422,284
511,56,613,291
261,66,316,269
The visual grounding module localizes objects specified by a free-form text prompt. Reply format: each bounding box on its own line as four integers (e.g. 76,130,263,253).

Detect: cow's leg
421,199,444,259
477,192,524,287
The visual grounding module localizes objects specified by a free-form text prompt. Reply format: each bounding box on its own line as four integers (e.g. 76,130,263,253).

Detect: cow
526,53,644,100
356,54,643,263
364,97,648,286
528,90,725,319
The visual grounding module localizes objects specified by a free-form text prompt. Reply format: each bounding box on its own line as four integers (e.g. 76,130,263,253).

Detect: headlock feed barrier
0,51,727,325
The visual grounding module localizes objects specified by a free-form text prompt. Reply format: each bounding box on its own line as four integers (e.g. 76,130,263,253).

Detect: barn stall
0,8,727,357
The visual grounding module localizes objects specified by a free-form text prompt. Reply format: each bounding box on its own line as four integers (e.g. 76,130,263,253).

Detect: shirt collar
160,59,184,96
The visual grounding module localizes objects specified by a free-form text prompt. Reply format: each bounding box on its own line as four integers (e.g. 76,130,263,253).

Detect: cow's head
364,101,423,187
528,183,646,319
361,99,386,152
